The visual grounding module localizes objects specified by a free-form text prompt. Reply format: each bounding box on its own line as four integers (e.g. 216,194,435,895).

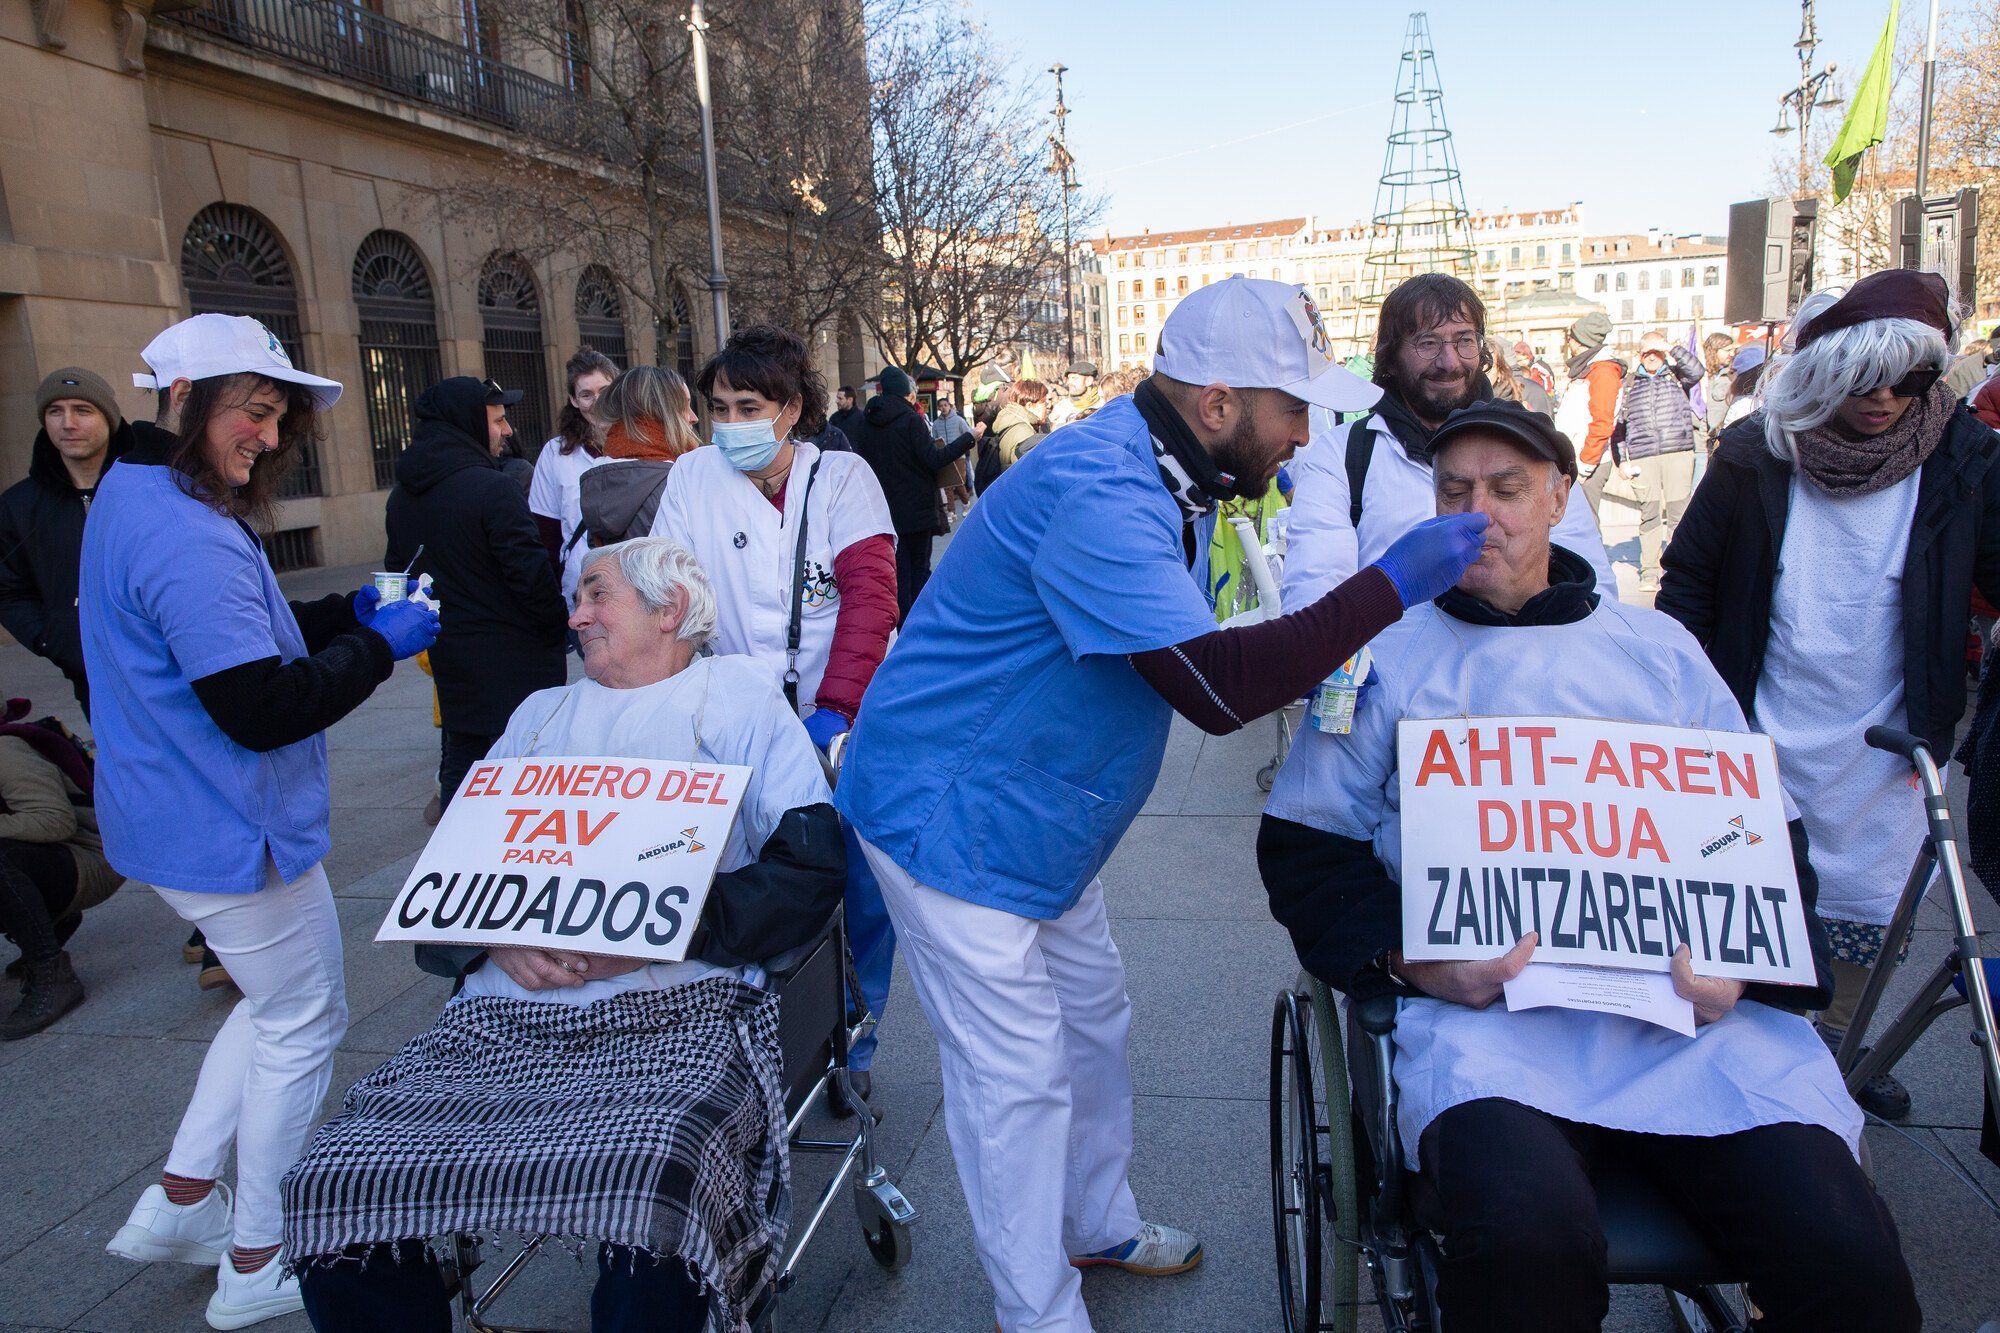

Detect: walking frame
1834,726,2000,1121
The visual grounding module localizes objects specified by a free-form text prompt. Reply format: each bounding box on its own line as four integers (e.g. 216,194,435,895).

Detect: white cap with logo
1154,277,1379,413
132,313,344,410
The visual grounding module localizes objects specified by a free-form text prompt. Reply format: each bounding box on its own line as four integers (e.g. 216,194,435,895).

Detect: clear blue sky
967,0,1918,240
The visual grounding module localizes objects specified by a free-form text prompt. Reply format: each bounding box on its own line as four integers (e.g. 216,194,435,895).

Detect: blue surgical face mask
711,418,783,472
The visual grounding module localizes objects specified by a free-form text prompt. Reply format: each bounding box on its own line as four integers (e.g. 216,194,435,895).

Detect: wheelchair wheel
856,1182,912,1273
1665,1285,1746,1333
1271,991,1324,1332
1303,979,1363,1333
1270,985,1360,1333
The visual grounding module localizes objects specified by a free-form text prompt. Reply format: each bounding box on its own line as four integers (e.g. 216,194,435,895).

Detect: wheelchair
1268,974,1751,1333
440,906,917,1332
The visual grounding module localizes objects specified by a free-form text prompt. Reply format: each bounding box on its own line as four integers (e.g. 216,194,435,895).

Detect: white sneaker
1071,1220,1203,1275
105,1182,233,1265
206,1255,304,1330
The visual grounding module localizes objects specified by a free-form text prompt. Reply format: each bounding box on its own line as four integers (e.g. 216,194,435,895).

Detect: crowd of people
0,258,1996,1333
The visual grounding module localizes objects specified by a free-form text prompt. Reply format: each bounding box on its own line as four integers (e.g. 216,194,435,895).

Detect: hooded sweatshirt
0,422,135,710
385,378,567,735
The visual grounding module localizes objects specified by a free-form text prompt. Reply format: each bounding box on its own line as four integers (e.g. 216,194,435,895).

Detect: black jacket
385,379,567,736
0,420,136,710
828,406,866,445
1657,406,2000,761
848,393,975,535
1260,547,1834,1014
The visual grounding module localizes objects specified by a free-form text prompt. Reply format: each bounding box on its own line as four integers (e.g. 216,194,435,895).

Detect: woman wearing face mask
649,325,902,1110
1659,269,2000,1124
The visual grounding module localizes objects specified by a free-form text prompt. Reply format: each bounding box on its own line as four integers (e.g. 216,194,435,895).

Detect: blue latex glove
1370,512,1491,609
367,597,441,661
803,708,850,752
352,584,382,625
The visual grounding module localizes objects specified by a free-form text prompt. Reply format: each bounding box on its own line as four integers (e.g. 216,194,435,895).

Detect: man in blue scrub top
837,278,1490,1331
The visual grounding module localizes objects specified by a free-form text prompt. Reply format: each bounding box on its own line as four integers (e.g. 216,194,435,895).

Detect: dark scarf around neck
1794,380,1956,497
1369,376,1496,466
1133,377,1236,522
1437,544,1599,627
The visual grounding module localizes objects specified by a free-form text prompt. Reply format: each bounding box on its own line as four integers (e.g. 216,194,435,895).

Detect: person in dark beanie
1660,268,2000,1121
849,365,978,621
386,377,568,810
1553,311,1626,515
0,368,135,715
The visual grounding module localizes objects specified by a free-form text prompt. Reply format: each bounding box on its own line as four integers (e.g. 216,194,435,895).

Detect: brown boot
2,951,85,1040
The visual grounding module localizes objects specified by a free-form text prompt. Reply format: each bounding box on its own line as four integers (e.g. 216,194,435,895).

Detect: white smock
651,441,894,717
527,436,607,602
457,654,831,1006
1753,471,1924,925
1285,410,1620,606
1266,591,1861,1168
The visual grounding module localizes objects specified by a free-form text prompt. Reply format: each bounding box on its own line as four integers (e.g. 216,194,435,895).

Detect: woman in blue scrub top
81,316,440,1328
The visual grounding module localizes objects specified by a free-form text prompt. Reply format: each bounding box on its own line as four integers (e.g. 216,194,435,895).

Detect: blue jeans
841,821,895,1072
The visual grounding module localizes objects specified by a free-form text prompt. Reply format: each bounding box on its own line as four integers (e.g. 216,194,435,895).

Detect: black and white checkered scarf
282,977,786,1331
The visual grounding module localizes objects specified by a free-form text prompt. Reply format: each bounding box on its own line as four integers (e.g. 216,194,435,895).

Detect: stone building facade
2,0,871,568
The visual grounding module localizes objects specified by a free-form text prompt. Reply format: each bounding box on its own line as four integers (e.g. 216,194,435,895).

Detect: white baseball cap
133,313,344,410
1155,277,1379,413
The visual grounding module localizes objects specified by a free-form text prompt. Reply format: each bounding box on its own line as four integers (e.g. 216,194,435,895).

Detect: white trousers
155,861,348,1248
858,839,1142,1332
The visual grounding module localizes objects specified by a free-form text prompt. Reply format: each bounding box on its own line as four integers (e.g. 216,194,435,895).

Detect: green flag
1823,0,1899,205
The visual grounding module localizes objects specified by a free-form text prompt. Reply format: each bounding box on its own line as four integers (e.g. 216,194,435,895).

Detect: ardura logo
1699,814,1764,859
637,828,707,862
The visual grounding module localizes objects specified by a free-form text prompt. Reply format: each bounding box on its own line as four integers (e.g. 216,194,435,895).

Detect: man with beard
1284,275,1618,611
835,277,1489,1331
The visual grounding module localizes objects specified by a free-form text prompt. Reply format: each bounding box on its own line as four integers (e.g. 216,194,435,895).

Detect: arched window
575,267,629,368
181,204,321,497
672,286,696,382
478,252,552,447
353,232,442,488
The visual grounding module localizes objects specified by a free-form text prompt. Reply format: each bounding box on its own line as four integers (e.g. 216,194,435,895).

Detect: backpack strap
784,455,826,712
1344,412,1375,528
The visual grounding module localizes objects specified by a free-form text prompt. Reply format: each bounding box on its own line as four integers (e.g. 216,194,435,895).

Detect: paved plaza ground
4,499,2000,1331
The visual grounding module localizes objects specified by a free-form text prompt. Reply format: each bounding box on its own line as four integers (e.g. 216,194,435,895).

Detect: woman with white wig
284,537,845,1332
1659,269,2000,1120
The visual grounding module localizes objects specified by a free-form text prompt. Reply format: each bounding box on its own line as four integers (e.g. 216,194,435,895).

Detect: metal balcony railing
161,0,623,156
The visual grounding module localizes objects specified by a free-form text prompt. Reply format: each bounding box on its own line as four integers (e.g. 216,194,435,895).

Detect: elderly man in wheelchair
280,538,846,1332
1258,401,1920,1332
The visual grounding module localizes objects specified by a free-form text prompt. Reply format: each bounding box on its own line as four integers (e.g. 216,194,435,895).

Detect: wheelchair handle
1864,725,1930,764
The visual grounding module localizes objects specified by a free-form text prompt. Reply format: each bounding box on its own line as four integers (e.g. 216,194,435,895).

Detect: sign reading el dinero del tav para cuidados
1398,717,1816,988
376,756,750,963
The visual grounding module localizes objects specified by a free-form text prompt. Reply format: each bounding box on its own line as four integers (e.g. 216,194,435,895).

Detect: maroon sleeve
816,533,898,721
534,514,564,575
1129,566,1402,736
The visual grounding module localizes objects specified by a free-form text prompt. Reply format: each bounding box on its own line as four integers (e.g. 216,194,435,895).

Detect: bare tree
435,0,886,362
867,10,1101,378
1931,6,2000,319
705,0,901,339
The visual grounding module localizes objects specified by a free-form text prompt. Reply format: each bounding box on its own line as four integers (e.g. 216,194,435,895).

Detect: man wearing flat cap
0,368,135,714
1261,397,1920,1333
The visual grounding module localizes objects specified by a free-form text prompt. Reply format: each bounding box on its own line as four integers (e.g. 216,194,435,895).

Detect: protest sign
376,755,750,963
1398,716,1815,987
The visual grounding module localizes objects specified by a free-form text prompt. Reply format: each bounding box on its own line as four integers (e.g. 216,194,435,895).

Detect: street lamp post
1048,62,1077,367
688,0,730,342
1770,0,1843,196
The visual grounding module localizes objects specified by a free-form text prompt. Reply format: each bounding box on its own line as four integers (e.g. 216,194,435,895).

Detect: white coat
1284,411,1621,609
650,441,894,717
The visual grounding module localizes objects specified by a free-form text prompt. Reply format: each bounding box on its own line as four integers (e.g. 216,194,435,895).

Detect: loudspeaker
1726,197,1819,325
1896,187,1981,318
